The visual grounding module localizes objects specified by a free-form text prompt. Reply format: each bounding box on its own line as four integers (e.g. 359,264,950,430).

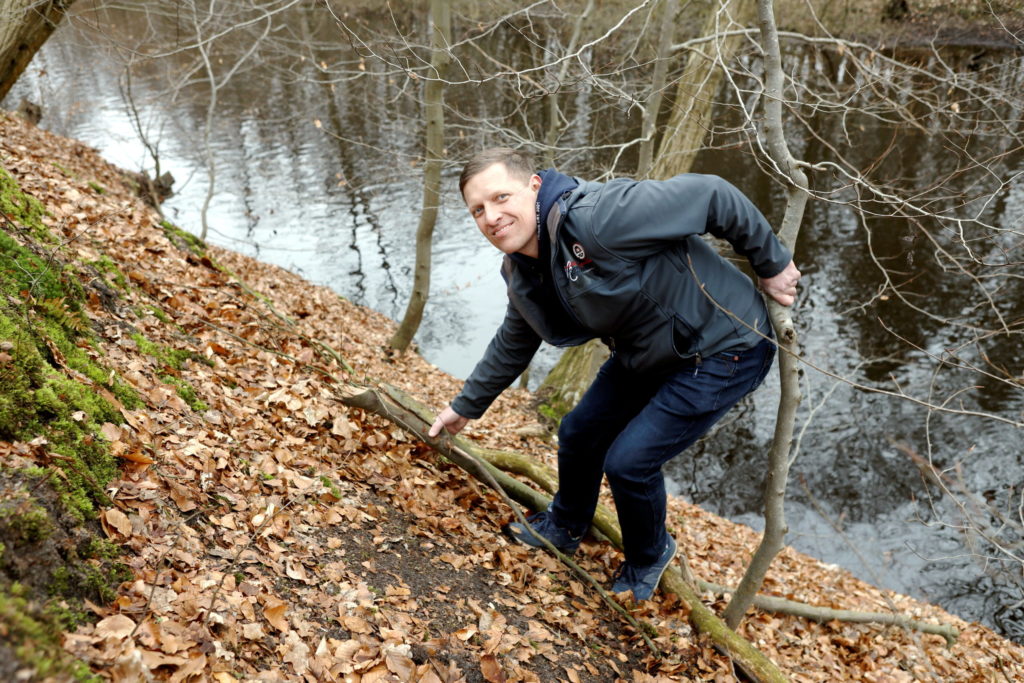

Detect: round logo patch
572,242,586,260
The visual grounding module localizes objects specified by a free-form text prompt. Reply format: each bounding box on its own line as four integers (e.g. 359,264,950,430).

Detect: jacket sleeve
450,301,542,419
590,174,792,278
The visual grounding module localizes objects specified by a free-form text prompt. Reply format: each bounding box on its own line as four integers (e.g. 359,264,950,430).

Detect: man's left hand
759,260,801,306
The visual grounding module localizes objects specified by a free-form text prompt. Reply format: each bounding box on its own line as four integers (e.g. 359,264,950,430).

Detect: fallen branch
701,582,958,647
339,384,661,655
340,383,790,683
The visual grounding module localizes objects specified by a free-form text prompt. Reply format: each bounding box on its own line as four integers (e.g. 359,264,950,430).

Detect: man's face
463,163,542,258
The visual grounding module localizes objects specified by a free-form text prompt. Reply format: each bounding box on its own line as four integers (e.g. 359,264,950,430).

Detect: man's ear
530,174,543,191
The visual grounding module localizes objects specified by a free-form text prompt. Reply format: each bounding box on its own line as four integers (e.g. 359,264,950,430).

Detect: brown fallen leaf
100,422,122,441
264,598,289,632
120,450,156,464
103,508,133,537
95,614,136,640
480,653,507,683
168,653,207,683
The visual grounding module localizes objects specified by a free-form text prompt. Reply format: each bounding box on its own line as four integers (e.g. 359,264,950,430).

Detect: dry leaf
480,654,506,683
341,615,373,634
264,599,289,632
101,422,122,441
95,614,135,639
104,508,133,537
168,654,207,683
120,450,156,464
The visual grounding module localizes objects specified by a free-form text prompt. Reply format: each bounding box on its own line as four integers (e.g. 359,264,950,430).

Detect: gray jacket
451,173,791,419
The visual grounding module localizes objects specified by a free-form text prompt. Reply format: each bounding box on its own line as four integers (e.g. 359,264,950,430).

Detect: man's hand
758,260,802,306
428,406,470,438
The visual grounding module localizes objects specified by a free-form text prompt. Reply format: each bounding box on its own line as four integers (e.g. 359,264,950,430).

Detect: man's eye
496,193,509,201
471,207,483,216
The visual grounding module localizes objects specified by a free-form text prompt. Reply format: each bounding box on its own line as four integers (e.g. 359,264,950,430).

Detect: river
5,1,1023,641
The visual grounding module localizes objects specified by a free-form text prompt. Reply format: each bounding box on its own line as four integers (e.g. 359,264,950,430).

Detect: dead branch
339,383,789,683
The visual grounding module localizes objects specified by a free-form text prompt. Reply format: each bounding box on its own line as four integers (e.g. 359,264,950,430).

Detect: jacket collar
509,168,578,270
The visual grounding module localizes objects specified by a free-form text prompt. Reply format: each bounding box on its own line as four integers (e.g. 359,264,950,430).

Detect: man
429,147,800,601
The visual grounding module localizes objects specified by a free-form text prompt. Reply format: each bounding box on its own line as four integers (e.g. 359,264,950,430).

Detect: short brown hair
459,147,535,197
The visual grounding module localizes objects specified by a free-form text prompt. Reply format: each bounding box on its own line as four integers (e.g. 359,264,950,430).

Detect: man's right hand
428,406,470,438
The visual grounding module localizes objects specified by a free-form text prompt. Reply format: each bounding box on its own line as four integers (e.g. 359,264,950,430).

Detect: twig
371,386,663,656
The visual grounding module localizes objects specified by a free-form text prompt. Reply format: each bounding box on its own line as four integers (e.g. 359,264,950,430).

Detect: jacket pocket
671,316,699,357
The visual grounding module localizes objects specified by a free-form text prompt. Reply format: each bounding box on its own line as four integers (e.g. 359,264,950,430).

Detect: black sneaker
504,505,584,554
610,535,677,601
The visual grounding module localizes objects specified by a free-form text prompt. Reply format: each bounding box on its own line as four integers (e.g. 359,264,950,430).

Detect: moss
131,333,210,371
16,507,52,544
0,167,51,242
89,254,128,290
160,374,208,412
85,537,121,561
50,161,75,179
0,586,100,681
537,403,561,425
1,153,136,683
160,219,206,256
86,181,105,195
0,231,80,303
147,304,171,323
0,254,136,518
319,475,342,498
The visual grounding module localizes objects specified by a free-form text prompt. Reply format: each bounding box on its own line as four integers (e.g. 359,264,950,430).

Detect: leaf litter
2,111,1023,681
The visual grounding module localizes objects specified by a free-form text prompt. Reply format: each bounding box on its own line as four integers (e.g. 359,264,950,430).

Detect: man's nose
483,204,501,224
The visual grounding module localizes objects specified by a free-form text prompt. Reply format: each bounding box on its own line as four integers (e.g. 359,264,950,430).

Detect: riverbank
3,109,1024,680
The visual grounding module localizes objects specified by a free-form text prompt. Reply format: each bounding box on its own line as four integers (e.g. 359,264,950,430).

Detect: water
5,1,1023,640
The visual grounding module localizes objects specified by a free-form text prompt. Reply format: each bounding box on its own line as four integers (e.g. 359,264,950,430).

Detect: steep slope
1,110,1022,682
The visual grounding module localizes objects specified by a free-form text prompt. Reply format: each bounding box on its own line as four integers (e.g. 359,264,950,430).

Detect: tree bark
721,0,807,629
636,0,678,178
542,0,594,166
0,0,75,103
649,0,755,180
389,0,450,352
534,338,608,424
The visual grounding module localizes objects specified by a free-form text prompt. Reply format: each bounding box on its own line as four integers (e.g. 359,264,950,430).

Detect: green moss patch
0,167,137,680
88,254,128,290
160,219,206,256
160,374,209,412
0,471,124,682
131,333,212,371
0,167,51,243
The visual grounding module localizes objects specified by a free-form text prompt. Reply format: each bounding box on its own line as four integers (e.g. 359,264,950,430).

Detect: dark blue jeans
551,336,776,566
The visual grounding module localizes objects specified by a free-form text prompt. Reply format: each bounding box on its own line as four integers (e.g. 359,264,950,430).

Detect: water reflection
6,1,1024,640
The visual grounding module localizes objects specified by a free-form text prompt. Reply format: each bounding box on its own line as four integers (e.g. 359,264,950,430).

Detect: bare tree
390,0,452,352
0,0,76,101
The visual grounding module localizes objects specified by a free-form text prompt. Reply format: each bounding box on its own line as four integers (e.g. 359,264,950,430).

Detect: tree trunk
535,338,608,424
636,0,679,178
389,0,450,352
0,1,75,103
721,0,807,629
650,0,755,180
542,0,594,166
